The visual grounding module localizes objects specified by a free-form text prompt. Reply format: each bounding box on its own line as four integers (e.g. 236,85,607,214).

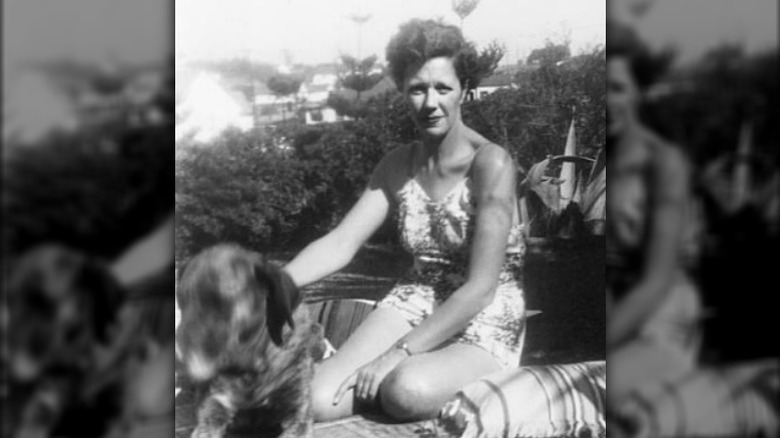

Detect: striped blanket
615,359,779,438
438,361,606,438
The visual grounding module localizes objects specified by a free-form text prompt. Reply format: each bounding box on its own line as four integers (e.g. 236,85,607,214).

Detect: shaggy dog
176,244,322,438
2,245,127,438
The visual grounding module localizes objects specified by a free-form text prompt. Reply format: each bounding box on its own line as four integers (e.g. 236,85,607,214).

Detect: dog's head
2,245,125,383
175,244,300,380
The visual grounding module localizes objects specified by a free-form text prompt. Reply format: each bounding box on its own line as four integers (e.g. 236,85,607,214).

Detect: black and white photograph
175,0,606,437
5,0,777,437
606,1,779,437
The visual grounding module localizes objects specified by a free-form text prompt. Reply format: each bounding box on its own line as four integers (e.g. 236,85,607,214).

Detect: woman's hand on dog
333,347,408,406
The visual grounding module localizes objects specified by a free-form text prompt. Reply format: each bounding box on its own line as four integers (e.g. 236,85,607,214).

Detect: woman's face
403,57,466,139
607,57,640,138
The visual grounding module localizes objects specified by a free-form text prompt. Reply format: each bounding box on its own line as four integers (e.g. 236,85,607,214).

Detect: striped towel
438,361,606,438
617,359,779,437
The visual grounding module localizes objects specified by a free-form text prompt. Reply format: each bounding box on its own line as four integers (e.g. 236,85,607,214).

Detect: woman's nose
422,88,438,109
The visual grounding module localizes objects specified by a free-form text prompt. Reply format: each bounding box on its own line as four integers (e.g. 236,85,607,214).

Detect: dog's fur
2,245,128,438
176,244,322,438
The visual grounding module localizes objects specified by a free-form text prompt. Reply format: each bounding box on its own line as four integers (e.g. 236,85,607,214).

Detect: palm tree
347,13,372,59
339,54,383,102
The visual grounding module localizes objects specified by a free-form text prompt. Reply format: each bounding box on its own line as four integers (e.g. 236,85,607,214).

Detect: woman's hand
332,347,408,406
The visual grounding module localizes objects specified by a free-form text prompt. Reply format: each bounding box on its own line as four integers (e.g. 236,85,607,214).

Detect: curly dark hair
607,20,675,90
385,18,482,91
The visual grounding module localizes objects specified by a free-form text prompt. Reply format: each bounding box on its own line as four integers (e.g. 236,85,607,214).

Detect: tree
6,123,174,260
465,44,605,171
326,92,363,119
474,41,505,83
338,55,384,102
266,73,303,122
527,41,571,66
643,44,777,167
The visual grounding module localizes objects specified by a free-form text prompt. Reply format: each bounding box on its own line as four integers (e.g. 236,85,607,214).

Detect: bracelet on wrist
394,340,413,357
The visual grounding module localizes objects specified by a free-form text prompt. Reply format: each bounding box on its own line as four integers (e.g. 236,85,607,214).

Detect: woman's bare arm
283,147,406,289
608,144,689,346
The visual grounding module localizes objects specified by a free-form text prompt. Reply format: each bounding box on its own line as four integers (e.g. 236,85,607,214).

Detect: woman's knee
309,362,347,422
379,364,437,421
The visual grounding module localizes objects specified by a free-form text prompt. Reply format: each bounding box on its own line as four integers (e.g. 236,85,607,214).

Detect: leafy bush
175,128,310,260
463,45,606,174
5,124,174,261
643,45,777,167
175,96,415,261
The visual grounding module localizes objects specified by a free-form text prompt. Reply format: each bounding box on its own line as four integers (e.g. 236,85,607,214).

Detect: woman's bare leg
310,307,411,422
379,342,502,421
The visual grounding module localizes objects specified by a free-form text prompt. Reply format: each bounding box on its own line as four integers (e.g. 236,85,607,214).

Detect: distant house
253,79,296,123
294,64,341,125
308,63,340,87
298,71,339,125
469,72,517,101
248,65,339,125
299,81,342,125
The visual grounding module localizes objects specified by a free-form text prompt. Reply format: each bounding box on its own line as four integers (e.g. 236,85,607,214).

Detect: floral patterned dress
377,173,527,368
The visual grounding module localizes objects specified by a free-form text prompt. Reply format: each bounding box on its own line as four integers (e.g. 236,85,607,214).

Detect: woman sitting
282,18,527,422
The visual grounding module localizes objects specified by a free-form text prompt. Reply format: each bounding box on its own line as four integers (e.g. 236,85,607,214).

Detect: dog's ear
254,259,300,347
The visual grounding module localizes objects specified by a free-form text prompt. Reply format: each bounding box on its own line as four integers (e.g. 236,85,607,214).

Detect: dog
176,244,322,438
2,245,128,438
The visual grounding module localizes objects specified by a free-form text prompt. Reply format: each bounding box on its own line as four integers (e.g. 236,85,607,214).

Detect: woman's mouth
422,116,442,125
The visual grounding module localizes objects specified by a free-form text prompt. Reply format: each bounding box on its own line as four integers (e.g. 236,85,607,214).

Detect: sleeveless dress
377,153,527,369
607,145,702,397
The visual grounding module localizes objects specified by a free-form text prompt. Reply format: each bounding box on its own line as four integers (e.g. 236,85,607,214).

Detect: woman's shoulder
638,126,692,195
468,141,517,200
464,127,512,166
471,141,516,178
637,125,684,160
641,128,690,173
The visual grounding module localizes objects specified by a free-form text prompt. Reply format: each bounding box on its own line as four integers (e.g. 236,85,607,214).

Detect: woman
283,19,526,422
605,22,702,425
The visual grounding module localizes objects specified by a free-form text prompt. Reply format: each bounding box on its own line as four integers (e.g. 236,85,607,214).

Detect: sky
632,0,778,66
176,0,607,67
4,0,169,70
3,0,775,72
